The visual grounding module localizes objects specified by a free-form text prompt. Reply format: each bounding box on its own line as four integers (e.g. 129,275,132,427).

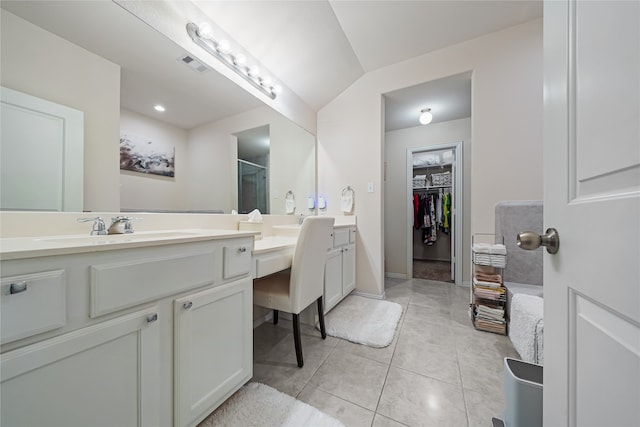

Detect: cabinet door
342,244,356,295
324,248,343,312
174,279,252,427
1,308,160,427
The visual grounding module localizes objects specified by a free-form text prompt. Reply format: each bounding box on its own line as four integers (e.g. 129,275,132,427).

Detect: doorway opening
408,142,462,284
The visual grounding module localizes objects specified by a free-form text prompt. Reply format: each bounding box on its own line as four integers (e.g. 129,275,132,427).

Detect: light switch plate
367,182,374,193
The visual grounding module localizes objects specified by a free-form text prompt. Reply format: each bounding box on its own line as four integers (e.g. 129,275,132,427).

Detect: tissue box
238,221,263,240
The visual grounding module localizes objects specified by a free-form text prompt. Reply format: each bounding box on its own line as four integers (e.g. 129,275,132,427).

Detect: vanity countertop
0,229,258,261
252,236,297,255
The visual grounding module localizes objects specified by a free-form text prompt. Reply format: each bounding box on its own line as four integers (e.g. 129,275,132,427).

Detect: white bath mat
199,382,344,427
321,295,403,348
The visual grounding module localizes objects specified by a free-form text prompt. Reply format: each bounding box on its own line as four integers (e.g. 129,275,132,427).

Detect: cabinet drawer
223,242,251,280
1,270,66,344
333,228,350,247
253,252,294,279
90,249,216,317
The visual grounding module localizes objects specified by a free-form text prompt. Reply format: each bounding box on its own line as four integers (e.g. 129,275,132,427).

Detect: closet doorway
408,142,462,284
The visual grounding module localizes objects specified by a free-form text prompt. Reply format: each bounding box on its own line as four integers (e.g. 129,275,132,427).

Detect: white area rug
199,382,344,427
321,295,403,348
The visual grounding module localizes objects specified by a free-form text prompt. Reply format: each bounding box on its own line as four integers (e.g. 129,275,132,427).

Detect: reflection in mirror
0,1,315,214
236,125,270,214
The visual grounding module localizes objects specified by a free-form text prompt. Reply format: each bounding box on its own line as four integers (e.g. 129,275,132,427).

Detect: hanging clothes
413,190,452,243
413,194,420,229
443,192,451,233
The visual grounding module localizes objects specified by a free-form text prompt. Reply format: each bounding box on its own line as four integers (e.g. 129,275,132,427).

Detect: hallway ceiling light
154,104,166,112
419,108,433,125
186,22,278,99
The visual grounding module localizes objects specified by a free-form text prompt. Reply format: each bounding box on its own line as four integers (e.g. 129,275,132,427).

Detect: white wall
119,108,189,211
1,11,121,212
385,118,472,282
318,19,543,296
188,106,315,214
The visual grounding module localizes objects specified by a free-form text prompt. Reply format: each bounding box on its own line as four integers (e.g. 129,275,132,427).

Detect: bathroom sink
34,230,206,245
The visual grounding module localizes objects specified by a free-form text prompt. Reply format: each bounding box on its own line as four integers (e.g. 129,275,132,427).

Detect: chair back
289,216,335,313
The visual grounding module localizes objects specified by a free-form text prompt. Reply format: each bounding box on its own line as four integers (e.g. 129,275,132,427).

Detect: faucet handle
77,217,107,235
109,216,140,234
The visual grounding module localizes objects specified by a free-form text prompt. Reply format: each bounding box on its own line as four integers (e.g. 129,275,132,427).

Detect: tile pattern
212,278,520,426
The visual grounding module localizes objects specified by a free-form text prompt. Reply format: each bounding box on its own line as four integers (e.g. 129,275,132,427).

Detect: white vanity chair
252,216,335,368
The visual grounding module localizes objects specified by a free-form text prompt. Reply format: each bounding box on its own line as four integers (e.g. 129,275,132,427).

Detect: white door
0,87,83,211
544,1,640,426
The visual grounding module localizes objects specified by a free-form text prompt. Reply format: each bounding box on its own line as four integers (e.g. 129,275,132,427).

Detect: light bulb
233,53,246,66
197,23,213,39
248,66,260,78
217,39,231,54
261,77,272,87
419,108,433,125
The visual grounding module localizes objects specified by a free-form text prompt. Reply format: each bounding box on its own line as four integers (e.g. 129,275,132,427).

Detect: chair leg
273,309,278,325
292,314,303,368
316,297,327,339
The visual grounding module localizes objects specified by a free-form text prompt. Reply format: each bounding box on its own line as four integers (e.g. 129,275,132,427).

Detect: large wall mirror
0,1,315,214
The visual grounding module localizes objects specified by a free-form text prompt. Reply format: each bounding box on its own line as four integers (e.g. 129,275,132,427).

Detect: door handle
517,228,560,254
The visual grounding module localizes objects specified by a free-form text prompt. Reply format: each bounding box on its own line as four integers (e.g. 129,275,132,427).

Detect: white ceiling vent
179,55,209,73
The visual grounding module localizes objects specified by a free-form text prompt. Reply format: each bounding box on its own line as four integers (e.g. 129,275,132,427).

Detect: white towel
285,199,296,214
341,194,353,213
509,293,544,364
472,243,507,255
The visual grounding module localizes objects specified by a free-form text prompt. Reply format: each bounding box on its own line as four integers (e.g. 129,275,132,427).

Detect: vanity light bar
186,22,278,100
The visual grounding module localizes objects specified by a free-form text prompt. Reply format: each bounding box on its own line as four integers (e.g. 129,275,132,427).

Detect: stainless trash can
502,357,543,427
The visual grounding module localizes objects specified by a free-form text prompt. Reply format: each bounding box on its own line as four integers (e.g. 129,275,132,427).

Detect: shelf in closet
413,185,451,190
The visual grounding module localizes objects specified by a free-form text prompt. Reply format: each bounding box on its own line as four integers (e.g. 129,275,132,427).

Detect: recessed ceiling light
154,105,166,112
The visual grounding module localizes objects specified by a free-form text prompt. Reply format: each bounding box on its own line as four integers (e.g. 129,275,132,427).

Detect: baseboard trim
253,312,273,329
352,290,386,300
385,272,408,279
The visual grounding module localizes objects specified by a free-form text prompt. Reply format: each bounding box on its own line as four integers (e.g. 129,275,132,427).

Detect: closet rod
413,187,451,194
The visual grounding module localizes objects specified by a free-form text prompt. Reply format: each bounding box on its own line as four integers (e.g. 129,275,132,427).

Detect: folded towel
509,293,544,364
472,243,506,255
473,278,502,288
474,272,502,283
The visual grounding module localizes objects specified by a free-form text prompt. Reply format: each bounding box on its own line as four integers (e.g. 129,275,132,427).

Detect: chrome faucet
108,216,135,234
298,214,305,225
77,217,107,235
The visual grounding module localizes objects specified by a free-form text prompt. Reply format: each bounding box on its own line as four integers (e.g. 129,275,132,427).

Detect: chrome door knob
517,228,560,254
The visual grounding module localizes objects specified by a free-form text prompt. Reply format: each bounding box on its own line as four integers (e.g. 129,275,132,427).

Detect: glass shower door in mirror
238,160,268,214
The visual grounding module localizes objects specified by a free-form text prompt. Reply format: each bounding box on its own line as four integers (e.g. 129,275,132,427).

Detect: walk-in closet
412,148,455,282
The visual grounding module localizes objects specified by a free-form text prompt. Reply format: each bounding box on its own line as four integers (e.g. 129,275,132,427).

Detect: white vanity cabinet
174,245,253,427
0,235,254,427
324,226,356,313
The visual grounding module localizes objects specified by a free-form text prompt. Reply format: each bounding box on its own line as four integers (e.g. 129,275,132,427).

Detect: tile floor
249,277,519,426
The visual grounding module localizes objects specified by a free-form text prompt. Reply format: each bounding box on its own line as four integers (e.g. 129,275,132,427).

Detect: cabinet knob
9,281,27,295
146,313,158,323
238,246,247,253
183,301,193,310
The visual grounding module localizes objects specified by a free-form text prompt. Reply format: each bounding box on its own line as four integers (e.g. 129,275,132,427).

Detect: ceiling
2,0,542,131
